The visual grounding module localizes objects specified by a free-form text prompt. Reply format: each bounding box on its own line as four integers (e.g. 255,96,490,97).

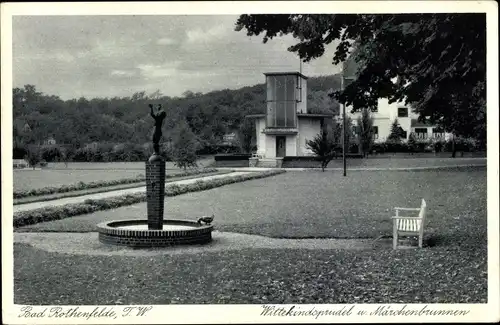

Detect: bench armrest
394,207,421,211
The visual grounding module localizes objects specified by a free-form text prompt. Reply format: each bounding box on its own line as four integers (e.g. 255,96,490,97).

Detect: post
341,63,347,177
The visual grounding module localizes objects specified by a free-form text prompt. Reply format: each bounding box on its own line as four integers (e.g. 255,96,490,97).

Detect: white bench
392,198,427,249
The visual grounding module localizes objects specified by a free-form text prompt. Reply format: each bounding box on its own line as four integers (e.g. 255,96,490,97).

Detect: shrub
434,140,445,152
348,143,360,154
356,108,375,157
172,121,199,170
370,143,386,154
24,146,42,169
384,140,409,153
305,131,337,171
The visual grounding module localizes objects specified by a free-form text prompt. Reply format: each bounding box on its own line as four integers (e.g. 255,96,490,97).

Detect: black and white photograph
2,1,498,324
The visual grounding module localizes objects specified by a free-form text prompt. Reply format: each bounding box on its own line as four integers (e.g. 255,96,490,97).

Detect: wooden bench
392,198,427,249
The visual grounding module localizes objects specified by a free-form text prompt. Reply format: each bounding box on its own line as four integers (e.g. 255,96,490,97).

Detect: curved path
14,231,377,257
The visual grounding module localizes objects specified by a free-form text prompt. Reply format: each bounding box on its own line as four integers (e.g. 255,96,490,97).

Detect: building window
372,126,379,139
398,107,408,117
432,127,445,139
296,76,302,102
266,75,297,128
401,130,407,139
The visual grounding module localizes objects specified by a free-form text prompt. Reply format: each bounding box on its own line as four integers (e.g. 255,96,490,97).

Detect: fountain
97,104,213,247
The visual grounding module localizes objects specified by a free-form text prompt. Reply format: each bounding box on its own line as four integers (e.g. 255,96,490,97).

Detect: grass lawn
46,156,215,170
325,157,485,169
14,244,486,305
14,167,487,304
20,168,487,243
13,166,212,192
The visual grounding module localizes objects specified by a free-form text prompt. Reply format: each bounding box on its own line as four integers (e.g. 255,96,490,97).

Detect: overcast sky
13,15,341,100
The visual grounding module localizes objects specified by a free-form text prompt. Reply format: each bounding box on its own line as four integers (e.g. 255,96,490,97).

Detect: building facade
246,72,332,163
347,98,452,143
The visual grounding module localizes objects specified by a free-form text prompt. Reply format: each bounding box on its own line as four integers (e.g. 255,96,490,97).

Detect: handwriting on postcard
18,306,153,320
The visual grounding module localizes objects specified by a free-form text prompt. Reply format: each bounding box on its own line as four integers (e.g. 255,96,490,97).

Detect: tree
24,146,42,170
387,119,405,142
307,89,340,115
171,120,199,170
60,146,76,167
237,118,255,153
407,133,418,154
356,108,374,157
306,130,337,172
235,14,486,141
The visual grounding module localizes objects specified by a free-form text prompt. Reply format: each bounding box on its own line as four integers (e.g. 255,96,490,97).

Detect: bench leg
393,225,398,250
418,234,423,248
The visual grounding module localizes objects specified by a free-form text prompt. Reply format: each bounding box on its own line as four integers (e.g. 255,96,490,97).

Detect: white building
342,52,452,143
246,72,333,165
347,99,452,143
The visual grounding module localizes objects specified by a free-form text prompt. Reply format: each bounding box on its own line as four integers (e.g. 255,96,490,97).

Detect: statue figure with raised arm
149,103,166,155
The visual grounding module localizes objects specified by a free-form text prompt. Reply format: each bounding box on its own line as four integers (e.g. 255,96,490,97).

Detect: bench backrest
419,198,427,221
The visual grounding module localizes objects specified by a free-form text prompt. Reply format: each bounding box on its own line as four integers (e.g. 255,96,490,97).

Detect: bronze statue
149,104,166,155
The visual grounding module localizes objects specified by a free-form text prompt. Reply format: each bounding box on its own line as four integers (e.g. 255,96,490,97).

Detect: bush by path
13,168,219,199
13,170,285,228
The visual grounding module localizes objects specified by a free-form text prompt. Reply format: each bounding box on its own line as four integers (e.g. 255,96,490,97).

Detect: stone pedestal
248,157,258,167
146,154,166,230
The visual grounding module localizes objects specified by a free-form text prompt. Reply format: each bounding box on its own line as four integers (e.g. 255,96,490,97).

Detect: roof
263,71,309,80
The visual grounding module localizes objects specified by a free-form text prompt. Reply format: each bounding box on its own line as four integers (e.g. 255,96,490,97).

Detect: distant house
84,142,100,150
221,132,237,146
13,159,29,169
43,137,56,145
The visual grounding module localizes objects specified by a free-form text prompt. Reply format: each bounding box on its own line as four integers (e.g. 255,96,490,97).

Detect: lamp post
341,63,347,177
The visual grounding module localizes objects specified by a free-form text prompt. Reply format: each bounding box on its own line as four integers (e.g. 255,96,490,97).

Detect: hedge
214,154,252,161
13,169,286,228
13,168,219,199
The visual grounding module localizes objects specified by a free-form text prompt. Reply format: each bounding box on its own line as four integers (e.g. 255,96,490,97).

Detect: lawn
13,167,488,304
13,166,211,192
325,157,485,169
14,169,145,192
14,243,486,305
19,167,487,244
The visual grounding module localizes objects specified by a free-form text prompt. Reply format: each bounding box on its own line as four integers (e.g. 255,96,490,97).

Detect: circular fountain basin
97,219,213,247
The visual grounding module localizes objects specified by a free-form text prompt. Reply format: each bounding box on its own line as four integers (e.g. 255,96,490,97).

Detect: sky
13,15,341,100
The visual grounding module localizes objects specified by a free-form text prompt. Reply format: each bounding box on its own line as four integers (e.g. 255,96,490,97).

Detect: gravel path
13,171,253,213
14,231,375,257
